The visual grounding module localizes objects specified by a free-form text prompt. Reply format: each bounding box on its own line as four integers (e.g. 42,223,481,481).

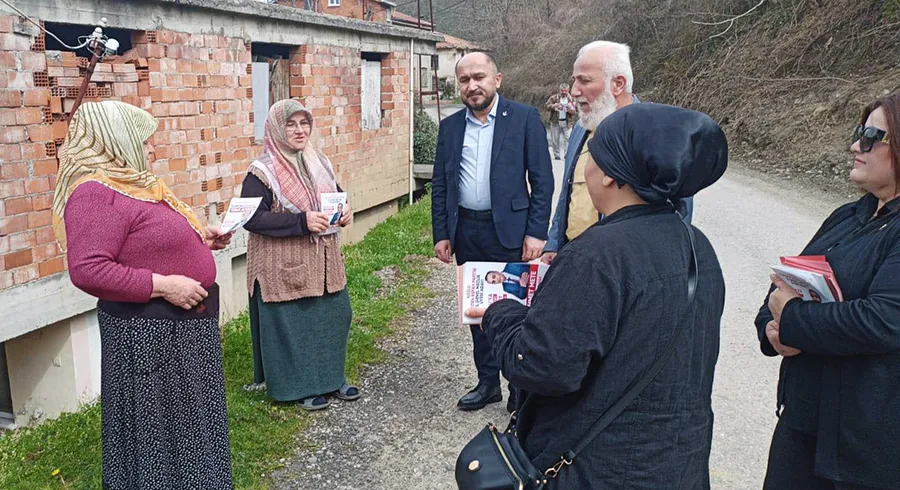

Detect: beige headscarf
51,101,204,250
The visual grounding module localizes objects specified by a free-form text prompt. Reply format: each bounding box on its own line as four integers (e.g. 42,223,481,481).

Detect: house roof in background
391,11,434,29
436,33,484,51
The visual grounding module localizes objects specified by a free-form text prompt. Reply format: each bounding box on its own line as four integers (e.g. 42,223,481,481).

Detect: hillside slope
411,0,900,192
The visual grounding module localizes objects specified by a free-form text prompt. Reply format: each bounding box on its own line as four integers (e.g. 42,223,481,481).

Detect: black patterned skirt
97,285,233,490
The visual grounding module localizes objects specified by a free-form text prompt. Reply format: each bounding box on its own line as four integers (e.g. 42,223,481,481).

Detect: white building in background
435,33,486,96
388,12,484,100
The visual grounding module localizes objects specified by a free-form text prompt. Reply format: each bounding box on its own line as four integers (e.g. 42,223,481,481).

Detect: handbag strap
543,219,699,479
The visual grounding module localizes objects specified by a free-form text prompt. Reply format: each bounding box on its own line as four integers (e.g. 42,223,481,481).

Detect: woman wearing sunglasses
755,93,900,489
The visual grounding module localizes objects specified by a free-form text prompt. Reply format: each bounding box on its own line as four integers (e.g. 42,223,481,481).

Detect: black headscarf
586,104,728,215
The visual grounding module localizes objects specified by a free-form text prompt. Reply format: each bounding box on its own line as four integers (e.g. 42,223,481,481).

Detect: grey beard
578,91,617,130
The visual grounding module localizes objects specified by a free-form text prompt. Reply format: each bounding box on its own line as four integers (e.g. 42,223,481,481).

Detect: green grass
0,195,435,490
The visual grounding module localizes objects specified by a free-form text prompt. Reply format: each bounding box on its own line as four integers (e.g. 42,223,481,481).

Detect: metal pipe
416,54,424,109
434,55,442,121
416,0,421,29
408,38,415,205
428,0,435,32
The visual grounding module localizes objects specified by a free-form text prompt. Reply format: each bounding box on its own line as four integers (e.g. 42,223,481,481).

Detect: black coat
755,194,900,488
484,204,725,489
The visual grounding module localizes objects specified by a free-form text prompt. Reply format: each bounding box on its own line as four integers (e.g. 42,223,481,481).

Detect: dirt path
273,258,507,490
274,168,846,489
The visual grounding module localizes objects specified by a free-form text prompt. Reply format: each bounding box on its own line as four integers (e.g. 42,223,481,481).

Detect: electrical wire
0,0,96,50
434,0,467,15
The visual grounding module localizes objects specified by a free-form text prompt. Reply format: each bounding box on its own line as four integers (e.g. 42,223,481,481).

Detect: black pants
454,207,522,389
764,420,880,490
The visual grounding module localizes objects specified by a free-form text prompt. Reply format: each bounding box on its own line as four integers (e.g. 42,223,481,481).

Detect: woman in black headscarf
468,104,728,489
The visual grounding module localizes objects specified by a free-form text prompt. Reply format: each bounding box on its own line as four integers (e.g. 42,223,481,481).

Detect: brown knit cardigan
246,167,347,303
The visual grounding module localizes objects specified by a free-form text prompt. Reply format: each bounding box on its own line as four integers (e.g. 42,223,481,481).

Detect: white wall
251,62,271,143
437,48,461,82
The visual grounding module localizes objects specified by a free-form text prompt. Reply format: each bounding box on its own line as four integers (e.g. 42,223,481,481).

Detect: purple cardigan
64,181,216,303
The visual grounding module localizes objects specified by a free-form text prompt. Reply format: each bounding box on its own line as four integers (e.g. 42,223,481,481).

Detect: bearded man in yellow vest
540,41,694,264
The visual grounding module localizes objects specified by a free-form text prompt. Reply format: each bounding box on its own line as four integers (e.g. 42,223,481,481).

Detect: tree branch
692,0,766,26
708,20,735,39
737,75,862,84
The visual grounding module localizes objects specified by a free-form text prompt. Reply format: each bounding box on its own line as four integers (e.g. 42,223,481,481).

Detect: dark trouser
764,419,879,490
454,207,523,389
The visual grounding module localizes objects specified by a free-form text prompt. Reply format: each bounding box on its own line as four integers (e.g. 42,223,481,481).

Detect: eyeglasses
285,120,312,133
853,125,890,153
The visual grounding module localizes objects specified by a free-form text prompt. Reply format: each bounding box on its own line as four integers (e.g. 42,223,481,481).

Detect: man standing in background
546,83,577,160
431,52,554,412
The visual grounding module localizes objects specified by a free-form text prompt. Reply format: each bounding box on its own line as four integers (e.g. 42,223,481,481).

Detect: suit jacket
431,96,554,250
501,263,530,299
545,97,695,252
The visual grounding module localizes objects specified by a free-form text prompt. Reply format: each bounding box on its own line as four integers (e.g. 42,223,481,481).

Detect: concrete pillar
4,311,100,426
216,251,249,323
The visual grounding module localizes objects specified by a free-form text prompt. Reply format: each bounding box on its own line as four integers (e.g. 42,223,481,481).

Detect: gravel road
274,165,851,489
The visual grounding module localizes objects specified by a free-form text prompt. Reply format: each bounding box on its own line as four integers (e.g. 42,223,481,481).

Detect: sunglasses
853,125,891,153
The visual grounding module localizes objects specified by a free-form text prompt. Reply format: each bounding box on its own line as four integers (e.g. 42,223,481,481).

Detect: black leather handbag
455,221,699,490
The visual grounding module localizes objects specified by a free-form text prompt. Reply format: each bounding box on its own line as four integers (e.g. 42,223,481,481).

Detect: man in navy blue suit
431,52,554,412
484,263,532,300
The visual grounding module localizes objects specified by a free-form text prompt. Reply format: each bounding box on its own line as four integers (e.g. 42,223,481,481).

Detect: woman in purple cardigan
52,101,234,489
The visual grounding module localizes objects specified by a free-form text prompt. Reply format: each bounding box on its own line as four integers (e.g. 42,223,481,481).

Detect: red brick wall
0,15,413,292
0,21,255,289
275,0,390,22
134,30,254,217
290,45,410,210
0,18,63,288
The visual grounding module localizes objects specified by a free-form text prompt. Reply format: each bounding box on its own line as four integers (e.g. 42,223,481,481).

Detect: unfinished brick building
0,0,439,427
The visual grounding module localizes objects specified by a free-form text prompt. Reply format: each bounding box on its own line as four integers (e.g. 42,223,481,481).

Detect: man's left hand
522,236,545,261
339,203,353,227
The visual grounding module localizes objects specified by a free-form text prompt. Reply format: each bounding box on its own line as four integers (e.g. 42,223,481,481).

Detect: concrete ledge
158,0,443,42
2,274,94,345
3,0,440,53
1,234,250,345
413,163,433,179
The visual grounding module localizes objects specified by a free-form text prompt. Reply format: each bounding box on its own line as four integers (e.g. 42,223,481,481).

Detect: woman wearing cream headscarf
241,99,359,411
54,101,233,489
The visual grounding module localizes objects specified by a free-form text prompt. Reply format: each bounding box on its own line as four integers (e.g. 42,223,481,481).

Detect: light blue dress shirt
458,97,499,211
